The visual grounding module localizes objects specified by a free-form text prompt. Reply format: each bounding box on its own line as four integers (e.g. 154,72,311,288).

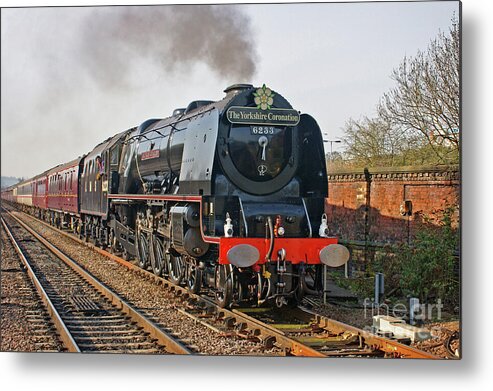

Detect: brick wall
325,165,460,245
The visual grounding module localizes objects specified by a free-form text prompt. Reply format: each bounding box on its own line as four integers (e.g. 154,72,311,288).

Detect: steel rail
3,210,191,355
8,206,440,358
1,217,80,352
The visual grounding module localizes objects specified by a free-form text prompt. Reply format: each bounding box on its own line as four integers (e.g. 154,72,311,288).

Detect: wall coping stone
328,164,459,176
327,164,459,182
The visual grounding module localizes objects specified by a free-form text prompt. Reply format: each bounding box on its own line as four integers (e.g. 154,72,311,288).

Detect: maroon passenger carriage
45,158,83,230
32,171,48,217
1,187,15,203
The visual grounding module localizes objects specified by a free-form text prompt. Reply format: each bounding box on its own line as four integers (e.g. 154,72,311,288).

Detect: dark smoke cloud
78,5,257,89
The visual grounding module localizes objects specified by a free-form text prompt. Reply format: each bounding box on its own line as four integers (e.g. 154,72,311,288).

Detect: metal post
374,272,384,307
323,265,327,304
323,138,341,161
409,297,420,325
374,273,378,306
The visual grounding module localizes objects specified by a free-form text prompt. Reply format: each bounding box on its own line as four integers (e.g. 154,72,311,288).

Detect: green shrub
397,207,459,307
333,207,459,309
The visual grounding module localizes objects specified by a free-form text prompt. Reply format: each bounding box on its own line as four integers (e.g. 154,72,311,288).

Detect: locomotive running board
107,194,202,202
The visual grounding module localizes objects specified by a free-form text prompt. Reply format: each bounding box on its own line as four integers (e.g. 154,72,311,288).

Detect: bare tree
342,116,419,167
379,17,459,162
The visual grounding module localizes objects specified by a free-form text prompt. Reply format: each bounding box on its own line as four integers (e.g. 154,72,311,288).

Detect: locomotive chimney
223,84,253,95
172,108,186,116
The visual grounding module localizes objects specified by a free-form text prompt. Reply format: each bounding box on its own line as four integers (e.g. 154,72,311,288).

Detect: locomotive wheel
287,278,304,308
137,231,150,270
98,230,106,250
304,265,321,292
108,229,116,254
290,268,305,305
186,259,202,294
168,253,185,285
89,225,97,246
150,235,166,276
215,265,233,308
294,279,304,303
122,249,131,261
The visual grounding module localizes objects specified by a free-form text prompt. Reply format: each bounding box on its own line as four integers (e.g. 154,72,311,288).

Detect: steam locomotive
2,84,349,307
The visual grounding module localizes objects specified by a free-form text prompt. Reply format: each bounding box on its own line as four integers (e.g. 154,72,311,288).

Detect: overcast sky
1,1,459,179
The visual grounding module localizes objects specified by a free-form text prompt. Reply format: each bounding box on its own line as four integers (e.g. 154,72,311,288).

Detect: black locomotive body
89,84,349,307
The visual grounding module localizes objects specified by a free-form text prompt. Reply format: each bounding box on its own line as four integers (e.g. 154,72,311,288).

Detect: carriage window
84,165,87,191
110,145,119,166
89,161,93,192
120,133,137,175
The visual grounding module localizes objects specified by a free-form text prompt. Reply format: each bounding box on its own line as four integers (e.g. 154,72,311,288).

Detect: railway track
0,225,63,352
1,212,191,354
3,205,439,358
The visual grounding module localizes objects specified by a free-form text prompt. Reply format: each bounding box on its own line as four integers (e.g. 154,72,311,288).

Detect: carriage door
109,144,120,195
100,150,110,216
